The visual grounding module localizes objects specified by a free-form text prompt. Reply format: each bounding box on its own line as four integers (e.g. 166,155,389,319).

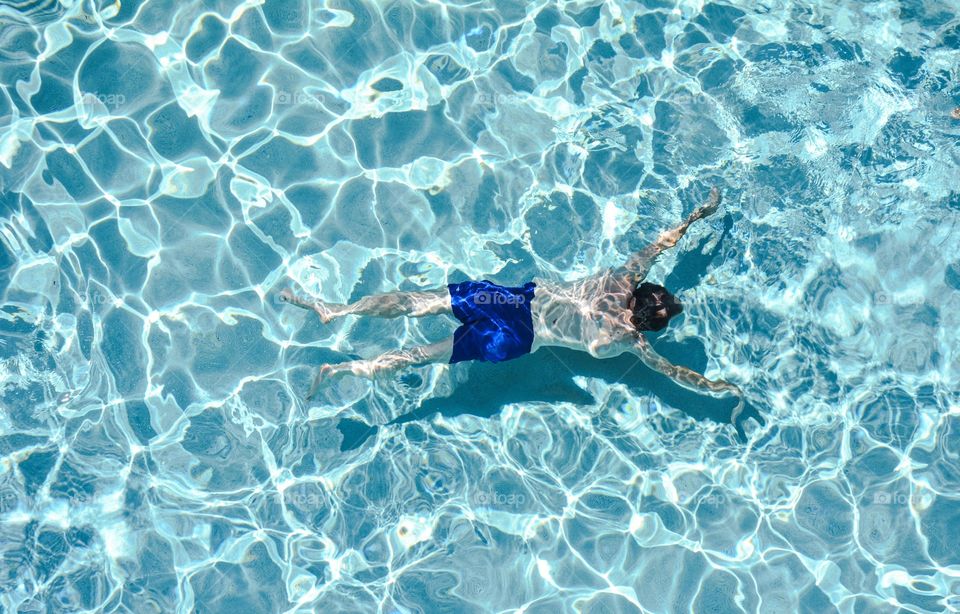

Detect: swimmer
281,187,744,419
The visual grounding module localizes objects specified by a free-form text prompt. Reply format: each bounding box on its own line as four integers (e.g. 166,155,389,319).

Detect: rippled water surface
2,0,960,612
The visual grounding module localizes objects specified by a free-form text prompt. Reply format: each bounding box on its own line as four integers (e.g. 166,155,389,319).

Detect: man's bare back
280,187,744,420
528,272,634,359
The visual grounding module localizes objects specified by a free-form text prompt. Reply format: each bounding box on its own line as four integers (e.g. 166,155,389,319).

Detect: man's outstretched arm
627,334,745,422
619,187,722,282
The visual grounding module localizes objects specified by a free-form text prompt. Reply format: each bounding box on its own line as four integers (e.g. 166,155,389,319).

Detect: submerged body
280,187,744,419
442,273,638,362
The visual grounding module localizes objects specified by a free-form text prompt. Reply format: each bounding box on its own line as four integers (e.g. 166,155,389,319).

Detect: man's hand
709,379,747,424
306,364,352,400
728,384,746,424
692,187,722,221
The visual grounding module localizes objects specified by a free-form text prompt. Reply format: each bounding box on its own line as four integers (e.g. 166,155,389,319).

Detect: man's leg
307,339,454,399
280,286,451,323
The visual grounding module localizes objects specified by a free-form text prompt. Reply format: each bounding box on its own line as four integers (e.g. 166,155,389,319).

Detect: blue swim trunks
448,280,537,364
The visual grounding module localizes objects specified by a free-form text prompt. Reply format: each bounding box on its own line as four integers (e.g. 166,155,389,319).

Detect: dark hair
631,282,683,332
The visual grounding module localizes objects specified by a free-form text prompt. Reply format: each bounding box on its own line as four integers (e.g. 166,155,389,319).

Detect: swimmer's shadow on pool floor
340,344,763,451
391,341,759,430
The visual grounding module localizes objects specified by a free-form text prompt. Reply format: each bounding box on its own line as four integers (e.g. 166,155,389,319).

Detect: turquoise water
2,0,960,612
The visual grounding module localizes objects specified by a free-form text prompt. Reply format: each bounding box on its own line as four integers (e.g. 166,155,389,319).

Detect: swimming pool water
2,0,960,612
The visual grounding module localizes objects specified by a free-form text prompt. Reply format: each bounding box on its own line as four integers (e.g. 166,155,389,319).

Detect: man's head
630,282,683,332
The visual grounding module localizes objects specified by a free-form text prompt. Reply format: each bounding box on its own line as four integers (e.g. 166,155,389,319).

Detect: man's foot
306,364,347,400
279,288,339,324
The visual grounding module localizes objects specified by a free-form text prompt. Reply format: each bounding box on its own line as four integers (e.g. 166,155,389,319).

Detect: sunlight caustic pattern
1,0,960,612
